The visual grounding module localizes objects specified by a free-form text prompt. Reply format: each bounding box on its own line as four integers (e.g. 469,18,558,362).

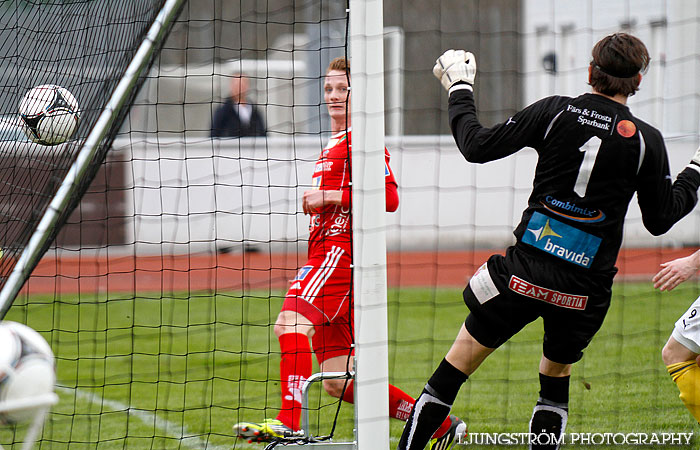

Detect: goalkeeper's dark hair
327,56,349,74
589,33,650,97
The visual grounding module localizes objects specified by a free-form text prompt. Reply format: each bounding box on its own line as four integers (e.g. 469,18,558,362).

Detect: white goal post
350,1,391,450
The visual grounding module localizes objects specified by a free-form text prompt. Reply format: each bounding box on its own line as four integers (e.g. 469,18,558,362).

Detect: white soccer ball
0,321,56,424
19,84,80,145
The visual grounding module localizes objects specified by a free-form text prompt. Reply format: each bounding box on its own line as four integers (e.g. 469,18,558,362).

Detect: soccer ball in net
0,321,56,424
19,84,80,146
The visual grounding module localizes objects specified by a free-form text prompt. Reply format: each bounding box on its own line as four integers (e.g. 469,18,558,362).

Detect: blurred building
130,0,522,137
522,0,700,137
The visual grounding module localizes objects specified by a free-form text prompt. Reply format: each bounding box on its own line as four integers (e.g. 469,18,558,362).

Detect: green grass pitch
1,282,698,449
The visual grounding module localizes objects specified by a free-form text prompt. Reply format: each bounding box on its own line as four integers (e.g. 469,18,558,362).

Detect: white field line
58,387,228,450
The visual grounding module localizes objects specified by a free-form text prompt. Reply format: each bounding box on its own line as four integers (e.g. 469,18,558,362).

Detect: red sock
341,379,354,403
342,381,414,420
388,384,414,421
275,333,313,431
341,381,452,437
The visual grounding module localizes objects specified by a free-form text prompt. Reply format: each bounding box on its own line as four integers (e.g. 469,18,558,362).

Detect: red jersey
308,129,398,257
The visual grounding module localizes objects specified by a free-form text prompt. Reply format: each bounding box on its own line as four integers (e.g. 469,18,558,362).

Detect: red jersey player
233,57,465,449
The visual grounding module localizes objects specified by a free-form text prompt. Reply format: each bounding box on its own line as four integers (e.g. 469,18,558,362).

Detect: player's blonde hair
589,33,650,97
326,57,349,74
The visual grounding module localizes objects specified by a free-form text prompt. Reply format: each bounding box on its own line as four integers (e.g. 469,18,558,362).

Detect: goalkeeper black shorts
462,245,616,364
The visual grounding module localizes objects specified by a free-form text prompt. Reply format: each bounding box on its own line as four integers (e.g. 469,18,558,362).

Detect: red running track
21,247,692,295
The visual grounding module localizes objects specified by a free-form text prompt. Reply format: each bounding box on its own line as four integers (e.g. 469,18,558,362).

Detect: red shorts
281,245,354,363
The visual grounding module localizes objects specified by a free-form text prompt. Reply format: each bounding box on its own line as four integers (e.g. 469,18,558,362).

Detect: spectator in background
211,73,266,138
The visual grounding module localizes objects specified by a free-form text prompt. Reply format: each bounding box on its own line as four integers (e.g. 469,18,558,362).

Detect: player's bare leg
662,336,698,365
663,336,700,423
318,354,353,399
398,324,492,450
445,323,495,375
274,310,315,337
529,356,571,450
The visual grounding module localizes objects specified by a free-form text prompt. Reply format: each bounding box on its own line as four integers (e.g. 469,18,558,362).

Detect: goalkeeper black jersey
448,89,700,272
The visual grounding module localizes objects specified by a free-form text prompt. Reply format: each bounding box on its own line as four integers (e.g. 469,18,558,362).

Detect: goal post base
284,371,357,450
292,443,356,450
301,371,355,439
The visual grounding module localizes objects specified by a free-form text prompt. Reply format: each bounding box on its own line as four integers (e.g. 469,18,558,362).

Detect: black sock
537,373,569,407
397,359,468,450
529,374,570,450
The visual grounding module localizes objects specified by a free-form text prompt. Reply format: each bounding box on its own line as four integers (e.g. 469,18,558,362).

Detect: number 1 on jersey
574,136,602,197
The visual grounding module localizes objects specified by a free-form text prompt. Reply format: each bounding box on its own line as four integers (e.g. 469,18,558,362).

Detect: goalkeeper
398,33,700,450
233,57,465,449
653,249,700,424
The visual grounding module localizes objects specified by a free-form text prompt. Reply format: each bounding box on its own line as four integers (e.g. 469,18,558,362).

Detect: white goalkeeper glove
691,145,700,168
433,49,477,94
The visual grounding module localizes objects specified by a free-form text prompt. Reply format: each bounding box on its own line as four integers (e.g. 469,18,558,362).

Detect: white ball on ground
0,321,56,424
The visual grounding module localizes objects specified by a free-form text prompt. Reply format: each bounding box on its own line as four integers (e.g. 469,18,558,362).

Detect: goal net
2,0,700,449
0,0,174,298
